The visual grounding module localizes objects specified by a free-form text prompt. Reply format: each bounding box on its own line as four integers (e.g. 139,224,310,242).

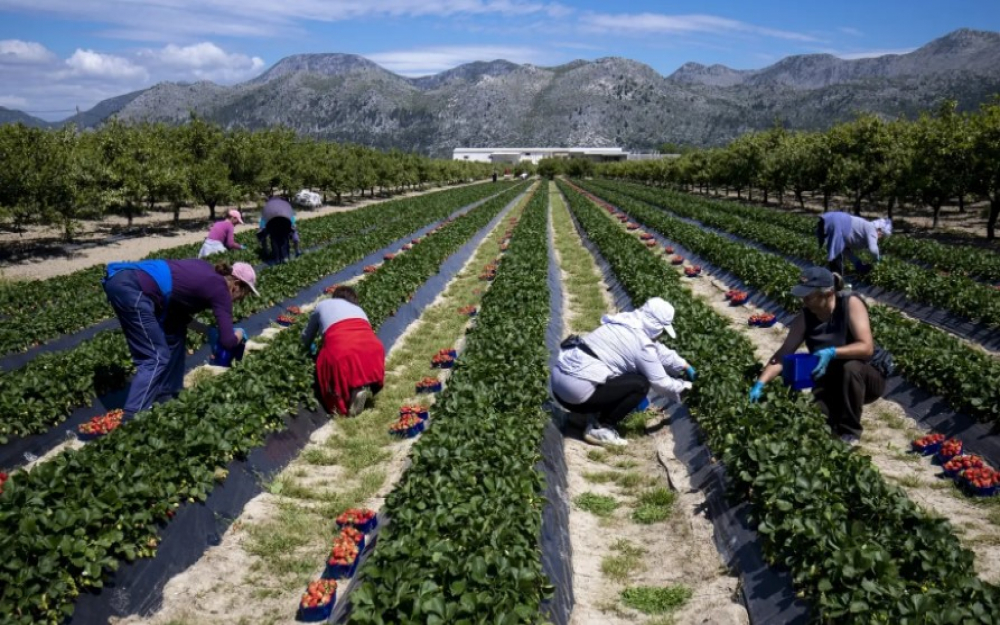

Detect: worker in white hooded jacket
551,298,695,448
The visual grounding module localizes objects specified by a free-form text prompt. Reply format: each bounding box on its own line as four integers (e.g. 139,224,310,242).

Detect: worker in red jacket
301,285,385,416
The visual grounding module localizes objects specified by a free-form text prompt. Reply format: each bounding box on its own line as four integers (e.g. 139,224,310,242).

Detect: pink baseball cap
231,262,259,296
228,209,244,225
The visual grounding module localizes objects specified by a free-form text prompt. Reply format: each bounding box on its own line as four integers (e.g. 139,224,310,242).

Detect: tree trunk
795,189,805,209
737,188,742,200
932,201,943,228
823,191,830,211
988,195,999,240
958,194,965,212
852,191,863,215
208,201,217,221
173,204,181,225
748,188,753,202
887,196,896,220
776,190,783,207
762,188,769,205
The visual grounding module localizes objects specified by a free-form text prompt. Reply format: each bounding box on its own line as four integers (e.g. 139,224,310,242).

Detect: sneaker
348,387,371,417
839,433,861,447
584,424,628,448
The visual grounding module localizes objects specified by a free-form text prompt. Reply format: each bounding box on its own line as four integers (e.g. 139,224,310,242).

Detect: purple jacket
139,259,239,349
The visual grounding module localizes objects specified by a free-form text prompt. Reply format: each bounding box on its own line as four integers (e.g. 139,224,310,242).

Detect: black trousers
556,373,650,427
265,217,293,263
812,360,886,437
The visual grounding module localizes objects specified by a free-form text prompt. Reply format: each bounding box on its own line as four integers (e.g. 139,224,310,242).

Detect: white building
452,147,628,165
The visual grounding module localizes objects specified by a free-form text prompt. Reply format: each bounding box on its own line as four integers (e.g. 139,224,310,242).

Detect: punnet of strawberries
938,438,963,458
0,471,8,495
399,404,427,416
664,246,675,254
670,255,685,265
626,223,639,230
324,284,341,294
390,414,423,433
639,233,654,240
963,467,1000,489
337,507,376,526
276,314,296,325
432,352,455,366
383,253,396,261
749,313,776,325
339,526,365,546
286,306,303,315
914,433,945,448
684,265,702,275
943,455,984,474
78,409,124,436
363,265,378,274
416,377,440,390
328,536,360,566
300,579,337,609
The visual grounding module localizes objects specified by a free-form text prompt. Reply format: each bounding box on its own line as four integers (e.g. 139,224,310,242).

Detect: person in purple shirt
102,259,259,418
199,209,246,258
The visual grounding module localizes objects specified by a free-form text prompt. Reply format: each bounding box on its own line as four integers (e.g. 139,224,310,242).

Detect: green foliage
620,586,692,615
632,487,676,525
574,492,620,518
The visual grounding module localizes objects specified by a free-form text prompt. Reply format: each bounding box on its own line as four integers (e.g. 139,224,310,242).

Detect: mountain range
6,28,1000,157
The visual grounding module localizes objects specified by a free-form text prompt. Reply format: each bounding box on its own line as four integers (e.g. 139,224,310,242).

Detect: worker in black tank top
748,266,887,445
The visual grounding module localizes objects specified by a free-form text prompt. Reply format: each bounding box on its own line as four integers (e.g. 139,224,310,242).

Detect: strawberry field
2,174,1000,624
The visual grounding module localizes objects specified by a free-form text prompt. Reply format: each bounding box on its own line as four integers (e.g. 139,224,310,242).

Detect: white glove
662,380,693,403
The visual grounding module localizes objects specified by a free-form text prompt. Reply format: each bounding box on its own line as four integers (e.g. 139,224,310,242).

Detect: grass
549,182,609,333
614,459,640,470
583,471,619,484
620,585,693,615
618,411,649,438
587,449,609,463
632,487,677,525
574,492,620,517
600,539,647,583
875,409,909,431
894,474,924,489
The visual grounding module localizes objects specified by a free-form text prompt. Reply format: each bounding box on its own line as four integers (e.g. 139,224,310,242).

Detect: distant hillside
5,28,1000,156
0,107,51,128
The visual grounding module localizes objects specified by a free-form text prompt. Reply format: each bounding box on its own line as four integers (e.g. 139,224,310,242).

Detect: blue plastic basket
913,441,943,456
338,517,378,534
296,592,336,622
212,342,246,368
758,318,778,328
632,397,650,413
782,354,820,390
77,431,107,442
322,559,358,580
400,408,429,421
417,382,442,394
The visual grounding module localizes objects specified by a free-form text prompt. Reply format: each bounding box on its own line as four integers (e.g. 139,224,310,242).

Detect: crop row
347,187,552,623
0,181,520,624
0,183,525,444
0,182,515,356
604,178,1000,284
585,179,1000,329
574,180,1000,426
558,180,1000,623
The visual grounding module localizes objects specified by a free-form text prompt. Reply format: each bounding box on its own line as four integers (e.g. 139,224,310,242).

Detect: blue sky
1,0,998,120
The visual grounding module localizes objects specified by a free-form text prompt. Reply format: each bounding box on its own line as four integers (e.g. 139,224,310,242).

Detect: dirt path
550,183,746,625
669,260,1000,585
113,186,529,625
0,182,486,281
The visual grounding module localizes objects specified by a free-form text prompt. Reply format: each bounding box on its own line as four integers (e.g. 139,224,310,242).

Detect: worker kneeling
551,298,695,448
302,286,385,416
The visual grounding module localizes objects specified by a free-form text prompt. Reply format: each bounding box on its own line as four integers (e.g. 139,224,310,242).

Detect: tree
973,100,1000,240
910,102,969,228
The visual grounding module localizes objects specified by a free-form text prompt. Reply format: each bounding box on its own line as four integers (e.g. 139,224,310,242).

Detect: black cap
790,266,834,297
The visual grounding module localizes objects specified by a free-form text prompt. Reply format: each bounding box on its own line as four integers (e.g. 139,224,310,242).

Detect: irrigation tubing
68,188,531,625
0,193,499,470
560,189,811,625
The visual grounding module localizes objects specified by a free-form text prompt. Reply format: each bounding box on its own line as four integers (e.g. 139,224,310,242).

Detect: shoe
348,387,371,417
839,433,861,447
584,424,628,448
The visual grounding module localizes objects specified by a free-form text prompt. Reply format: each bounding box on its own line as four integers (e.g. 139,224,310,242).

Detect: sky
1,0,999,121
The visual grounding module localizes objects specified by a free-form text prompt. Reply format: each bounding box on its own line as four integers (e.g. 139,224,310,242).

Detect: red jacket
316,318,385,415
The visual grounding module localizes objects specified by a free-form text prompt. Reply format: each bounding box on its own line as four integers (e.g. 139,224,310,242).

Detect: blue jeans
103,271,186,418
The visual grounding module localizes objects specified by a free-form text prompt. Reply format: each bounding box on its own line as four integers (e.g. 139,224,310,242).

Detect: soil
552,195,747,625
0,183,484,281
673,264,1000,585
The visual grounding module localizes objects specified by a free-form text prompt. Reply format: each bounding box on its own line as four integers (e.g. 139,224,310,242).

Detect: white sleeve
653,342,687,376
635,343,689,399
868,228,880,259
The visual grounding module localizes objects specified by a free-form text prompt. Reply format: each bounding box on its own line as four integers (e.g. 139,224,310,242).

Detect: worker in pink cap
103,259,259,418
199,209,246,258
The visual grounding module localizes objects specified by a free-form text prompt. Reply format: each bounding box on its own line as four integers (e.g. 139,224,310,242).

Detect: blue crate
296,592,336,622
338,517,378,534
782,354,820,390
323,558,358,579
631,397,649,413
212,342,246,368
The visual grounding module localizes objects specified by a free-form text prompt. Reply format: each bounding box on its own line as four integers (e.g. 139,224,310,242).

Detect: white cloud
580,12,820,43
64,49,149,80
835,48,916,60
366,45,546,75
0,0,573,41
0,95,30,109
137,42,265,82
0,39,57,64
839,27,863,37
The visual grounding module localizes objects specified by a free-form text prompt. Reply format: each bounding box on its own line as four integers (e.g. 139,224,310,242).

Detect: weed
632,487,676,525
600,539,647,583
574,492,619,517
620,585,693,615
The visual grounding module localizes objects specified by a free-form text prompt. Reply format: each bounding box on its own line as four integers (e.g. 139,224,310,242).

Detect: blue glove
234,327,248,343
749,381,764,403
309,340,319,357
686,365,697,381
812,347,836,379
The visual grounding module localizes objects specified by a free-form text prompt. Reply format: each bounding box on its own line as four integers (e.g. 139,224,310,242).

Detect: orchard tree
973,100,1000,240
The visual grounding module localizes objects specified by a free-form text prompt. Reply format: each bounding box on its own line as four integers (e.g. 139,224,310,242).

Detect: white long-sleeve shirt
554,322,688,403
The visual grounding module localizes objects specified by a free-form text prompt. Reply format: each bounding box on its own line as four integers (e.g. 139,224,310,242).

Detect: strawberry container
400,406,429,421
757,317,778,328
297,596,335,623
276,315,296,327
212,342,246,367
934,439,963,464
912,433,945,455
337,508,378,533
296,580,337,623
781,354,820,390
323,558,358,580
